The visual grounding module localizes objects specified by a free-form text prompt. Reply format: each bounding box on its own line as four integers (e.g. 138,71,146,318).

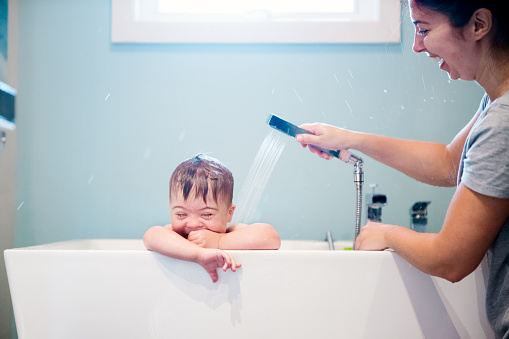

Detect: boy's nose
186,217,203,229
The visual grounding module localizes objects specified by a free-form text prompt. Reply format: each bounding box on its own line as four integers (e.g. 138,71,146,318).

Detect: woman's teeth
433,56,444,65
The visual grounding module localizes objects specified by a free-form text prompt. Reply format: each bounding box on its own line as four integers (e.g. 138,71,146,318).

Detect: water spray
266,114,364,248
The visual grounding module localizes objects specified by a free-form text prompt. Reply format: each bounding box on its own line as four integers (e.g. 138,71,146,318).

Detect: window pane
113,0,401,43
158,0,356,15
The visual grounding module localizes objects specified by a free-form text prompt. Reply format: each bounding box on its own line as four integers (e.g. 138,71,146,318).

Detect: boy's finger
230,257,241,271
209,270,219,283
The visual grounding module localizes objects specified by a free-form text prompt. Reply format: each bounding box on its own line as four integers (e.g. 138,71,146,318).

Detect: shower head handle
266,114,341,158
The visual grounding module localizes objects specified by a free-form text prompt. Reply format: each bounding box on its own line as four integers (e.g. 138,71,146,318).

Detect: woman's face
409,0,479,81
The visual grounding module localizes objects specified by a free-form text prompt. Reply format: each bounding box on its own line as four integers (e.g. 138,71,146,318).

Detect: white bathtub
4,239,494,339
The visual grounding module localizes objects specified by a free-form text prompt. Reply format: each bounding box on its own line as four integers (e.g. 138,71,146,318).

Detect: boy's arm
223,223,281,250
143,225,241,282
188,223,281,250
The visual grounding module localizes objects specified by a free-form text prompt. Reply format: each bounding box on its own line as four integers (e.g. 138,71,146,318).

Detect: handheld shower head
266,114,340,158
266,114,362,165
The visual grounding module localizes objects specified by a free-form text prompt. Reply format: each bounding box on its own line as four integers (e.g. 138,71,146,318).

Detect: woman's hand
354,222,394,251
296,123,353,161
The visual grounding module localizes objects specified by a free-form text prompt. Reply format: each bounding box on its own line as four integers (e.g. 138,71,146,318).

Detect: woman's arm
355,183,509,282
297,112,479,187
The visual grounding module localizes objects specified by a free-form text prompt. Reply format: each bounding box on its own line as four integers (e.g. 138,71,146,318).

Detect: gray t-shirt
458,91,509,338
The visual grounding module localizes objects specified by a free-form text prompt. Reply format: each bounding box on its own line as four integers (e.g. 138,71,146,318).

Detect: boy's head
169,154,235,234
169,154,234,207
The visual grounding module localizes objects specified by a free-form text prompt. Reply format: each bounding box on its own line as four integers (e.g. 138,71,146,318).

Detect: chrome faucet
325,231,335,250
366,184,387,223
411,201,430,233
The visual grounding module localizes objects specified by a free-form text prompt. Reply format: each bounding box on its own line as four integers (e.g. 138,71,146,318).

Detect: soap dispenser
410,201,431,233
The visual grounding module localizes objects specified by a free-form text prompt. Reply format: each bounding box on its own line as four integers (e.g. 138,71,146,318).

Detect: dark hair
169,154,234,207
413,0,509,51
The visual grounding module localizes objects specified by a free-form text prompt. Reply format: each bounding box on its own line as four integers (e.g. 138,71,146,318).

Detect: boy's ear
228,204,236,222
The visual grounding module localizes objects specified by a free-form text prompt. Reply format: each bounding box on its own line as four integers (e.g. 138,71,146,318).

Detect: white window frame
111,0,401,43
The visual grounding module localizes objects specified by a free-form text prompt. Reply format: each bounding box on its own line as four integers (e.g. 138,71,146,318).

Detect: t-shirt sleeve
461,101,509,199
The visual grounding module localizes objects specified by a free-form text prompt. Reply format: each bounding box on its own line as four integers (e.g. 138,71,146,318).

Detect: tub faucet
325,231,335,250
411,201,430,233
366,184,387,223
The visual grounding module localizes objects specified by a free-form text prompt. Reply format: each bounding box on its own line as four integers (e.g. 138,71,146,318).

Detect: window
112,0,400,43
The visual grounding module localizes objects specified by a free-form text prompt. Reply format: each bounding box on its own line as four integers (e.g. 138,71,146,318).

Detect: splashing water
232,130,287,225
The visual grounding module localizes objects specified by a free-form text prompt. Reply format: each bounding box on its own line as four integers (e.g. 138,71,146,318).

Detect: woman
296,0,509,337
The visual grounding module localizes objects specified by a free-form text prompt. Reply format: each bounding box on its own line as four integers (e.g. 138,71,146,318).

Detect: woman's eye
417,29,429,36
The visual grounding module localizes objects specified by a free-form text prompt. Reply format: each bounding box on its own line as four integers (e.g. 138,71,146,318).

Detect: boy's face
170,191,235,236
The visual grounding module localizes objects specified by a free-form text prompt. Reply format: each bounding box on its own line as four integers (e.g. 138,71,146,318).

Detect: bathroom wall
1,0,17,338
15,0,485,246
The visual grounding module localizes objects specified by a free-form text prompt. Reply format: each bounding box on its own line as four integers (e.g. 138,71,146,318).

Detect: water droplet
179,131,186,141
87,175,94,184
293,89,303,103
104,93,111,101
17,202,24,211
345,100,353,113
142,148,152,161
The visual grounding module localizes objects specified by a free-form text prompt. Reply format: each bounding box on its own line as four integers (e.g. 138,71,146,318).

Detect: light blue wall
15,0,484,246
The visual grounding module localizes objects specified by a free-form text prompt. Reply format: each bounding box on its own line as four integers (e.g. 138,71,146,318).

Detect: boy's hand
197,248,241,283
188,229,222,249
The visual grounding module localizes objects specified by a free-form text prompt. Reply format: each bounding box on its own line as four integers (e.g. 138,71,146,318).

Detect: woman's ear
471,8,492,41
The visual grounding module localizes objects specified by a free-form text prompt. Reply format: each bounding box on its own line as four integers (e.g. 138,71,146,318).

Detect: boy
144,154,281,283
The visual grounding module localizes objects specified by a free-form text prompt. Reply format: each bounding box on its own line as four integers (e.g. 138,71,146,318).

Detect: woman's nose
413,33,425,53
